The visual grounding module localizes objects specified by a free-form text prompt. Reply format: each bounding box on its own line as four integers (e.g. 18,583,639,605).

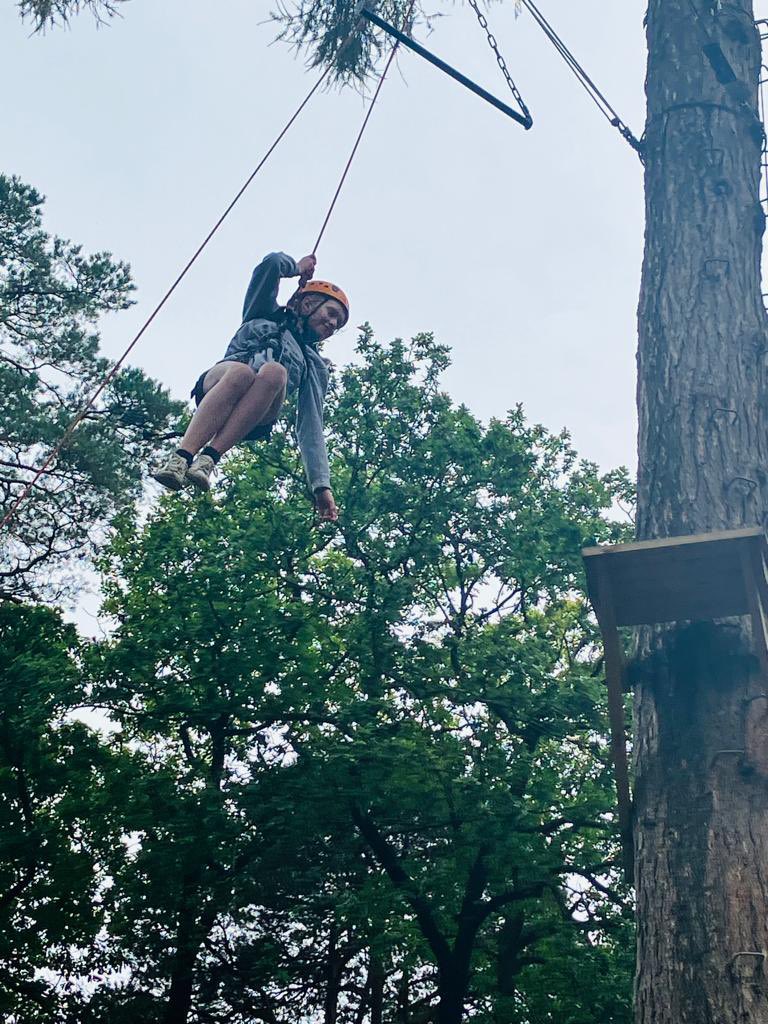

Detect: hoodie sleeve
241,252,298,324
296,356,331,493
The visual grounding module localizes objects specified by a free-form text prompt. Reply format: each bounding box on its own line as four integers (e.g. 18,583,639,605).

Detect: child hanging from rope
152,251,349,521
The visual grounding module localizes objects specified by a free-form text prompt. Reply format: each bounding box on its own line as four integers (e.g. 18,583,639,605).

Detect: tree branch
351,803,452,967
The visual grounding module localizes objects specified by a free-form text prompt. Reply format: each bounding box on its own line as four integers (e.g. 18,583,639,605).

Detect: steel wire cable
519,0,642,154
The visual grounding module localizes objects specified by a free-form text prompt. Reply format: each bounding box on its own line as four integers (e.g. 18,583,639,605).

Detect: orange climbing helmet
299,280,350,326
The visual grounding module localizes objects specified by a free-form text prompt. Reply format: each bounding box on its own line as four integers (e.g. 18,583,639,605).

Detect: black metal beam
360,7,533,129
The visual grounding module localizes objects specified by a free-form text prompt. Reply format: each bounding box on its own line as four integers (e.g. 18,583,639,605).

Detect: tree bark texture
636,2,768,1022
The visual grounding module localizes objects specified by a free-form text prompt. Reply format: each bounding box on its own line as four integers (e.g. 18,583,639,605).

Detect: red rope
312,0,419,255
3,6,415,535
1,67,332,535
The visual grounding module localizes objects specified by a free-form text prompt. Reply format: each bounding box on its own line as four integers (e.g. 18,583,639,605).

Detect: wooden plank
741,538,768,679
582,526,764,561
591,561,634,883
581,527,768,885
583,528,768,627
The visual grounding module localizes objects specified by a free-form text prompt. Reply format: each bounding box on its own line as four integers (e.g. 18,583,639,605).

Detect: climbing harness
0,10,393,534
359,2,532,128
518,0,643,158
1,1,639,532
0,67,337,534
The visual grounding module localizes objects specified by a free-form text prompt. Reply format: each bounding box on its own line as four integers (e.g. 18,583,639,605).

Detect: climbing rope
2,6,424,533
518,0,643,157
0,70,340,534
313,0,419,254
467,0,532,126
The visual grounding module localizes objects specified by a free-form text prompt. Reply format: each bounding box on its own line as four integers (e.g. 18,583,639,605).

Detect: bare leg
210,363,287,455
180,362,261,455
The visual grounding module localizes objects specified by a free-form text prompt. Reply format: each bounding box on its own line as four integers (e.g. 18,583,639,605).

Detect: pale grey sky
2,0,647,477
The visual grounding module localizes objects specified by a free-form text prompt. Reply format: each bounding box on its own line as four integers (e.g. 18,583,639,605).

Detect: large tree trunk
323,921,343,1024
436,949,472,1024
635,2,768,1021
369,950,385,1024
163,885,203,1024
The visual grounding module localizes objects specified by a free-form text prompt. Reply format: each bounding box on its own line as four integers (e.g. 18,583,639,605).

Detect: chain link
466,0,532,124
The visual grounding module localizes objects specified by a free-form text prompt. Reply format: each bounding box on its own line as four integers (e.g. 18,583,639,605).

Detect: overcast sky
3,0,648,478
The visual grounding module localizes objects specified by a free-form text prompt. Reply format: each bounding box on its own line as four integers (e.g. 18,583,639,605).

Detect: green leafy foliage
73,329,634,1022
0,175,184,599
272,0,431,85
0,602,142,1022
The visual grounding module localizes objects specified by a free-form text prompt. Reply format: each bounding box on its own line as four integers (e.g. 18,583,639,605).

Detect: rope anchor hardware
729,951,766,975
359,5,532,128
710,749,746,766
519,0,643,157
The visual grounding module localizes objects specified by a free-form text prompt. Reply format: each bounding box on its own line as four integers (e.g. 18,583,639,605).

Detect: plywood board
583,528,768,627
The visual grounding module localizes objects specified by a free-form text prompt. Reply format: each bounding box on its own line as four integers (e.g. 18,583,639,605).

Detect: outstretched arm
241,252,316,323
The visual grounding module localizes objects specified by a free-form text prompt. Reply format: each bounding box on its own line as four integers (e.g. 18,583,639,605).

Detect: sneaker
186,453,217,492
152,453,190,492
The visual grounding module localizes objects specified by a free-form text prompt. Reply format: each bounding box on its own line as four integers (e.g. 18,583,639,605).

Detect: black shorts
190,367,274,444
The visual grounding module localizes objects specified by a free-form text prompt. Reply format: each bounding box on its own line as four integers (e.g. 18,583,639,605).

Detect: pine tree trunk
635,2,768,1021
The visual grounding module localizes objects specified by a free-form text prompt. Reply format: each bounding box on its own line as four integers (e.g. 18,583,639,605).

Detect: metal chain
466,0,532,124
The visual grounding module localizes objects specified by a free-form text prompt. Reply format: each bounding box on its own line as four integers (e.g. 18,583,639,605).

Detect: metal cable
519,0,643,155
0,69,335,535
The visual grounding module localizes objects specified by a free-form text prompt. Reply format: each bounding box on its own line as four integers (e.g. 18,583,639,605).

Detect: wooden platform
583,527,768,627
581,527,768,882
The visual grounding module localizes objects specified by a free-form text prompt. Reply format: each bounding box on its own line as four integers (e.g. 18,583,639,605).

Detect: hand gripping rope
0,3,418,535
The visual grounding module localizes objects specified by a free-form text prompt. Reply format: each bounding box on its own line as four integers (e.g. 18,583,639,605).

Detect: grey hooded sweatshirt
222,252,332,494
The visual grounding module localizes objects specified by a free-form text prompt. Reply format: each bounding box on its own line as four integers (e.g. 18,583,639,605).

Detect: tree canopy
16,0,484,85
0,174,183,600
1,326,635,1022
